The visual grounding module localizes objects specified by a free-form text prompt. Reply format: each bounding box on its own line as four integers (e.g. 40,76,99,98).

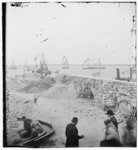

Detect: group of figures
65,109,136,147
6,109,136,147
6,90,136,147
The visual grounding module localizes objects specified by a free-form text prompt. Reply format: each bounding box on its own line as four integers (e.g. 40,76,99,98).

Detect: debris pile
77,80,94,100
56,74,72,85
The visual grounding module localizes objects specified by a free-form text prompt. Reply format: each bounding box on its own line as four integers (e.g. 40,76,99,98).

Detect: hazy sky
6,2,136,65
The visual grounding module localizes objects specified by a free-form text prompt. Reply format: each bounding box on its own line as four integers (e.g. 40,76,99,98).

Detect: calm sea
7,64,132,81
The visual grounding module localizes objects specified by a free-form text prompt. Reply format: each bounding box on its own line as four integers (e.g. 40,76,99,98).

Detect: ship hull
62,66,69,69
82,66,105,69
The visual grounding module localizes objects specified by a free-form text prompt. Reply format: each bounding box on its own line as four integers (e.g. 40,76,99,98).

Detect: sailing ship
8,61,17,70
35,53,51,76
82,58,105,69
62,56,69,69
24,62,31,72
26,64,31,71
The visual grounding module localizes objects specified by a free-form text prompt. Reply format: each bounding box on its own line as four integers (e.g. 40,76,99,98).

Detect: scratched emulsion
5,2,136,147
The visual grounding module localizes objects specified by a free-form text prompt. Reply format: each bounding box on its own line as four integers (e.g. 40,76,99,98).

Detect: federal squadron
33,53,51,78
82,58,105,69
62,56,69,69
8,60,17,70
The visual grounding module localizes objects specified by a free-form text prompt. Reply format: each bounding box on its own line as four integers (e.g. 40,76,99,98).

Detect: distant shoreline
7,64,133,67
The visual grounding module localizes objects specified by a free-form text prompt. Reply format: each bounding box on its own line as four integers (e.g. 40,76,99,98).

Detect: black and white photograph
3,1,137,148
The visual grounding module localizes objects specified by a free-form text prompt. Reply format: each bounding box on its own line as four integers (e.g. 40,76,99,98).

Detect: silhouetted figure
100,119,122,147
106,110,118,129
65,117,84,147
17,116,32,138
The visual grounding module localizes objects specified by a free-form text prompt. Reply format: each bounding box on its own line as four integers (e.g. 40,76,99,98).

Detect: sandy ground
6,71,136,147
6,72,107,147
35,96,105,147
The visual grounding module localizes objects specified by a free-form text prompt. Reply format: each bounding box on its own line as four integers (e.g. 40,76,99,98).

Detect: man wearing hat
65,117,84,147
100,119,122,147
106,110,118,129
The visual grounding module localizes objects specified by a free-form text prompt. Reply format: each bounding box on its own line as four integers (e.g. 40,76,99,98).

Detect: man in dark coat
106,110,118,129
65,117,84,147
17,116,32,137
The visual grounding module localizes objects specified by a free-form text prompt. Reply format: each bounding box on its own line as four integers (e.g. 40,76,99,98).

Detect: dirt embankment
18,78,56,93
6,91,37,146
6,74,136,147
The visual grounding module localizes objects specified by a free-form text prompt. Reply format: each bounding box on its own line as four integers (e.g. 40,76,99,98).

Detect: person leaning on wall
100,119,122,147
105,110,118,130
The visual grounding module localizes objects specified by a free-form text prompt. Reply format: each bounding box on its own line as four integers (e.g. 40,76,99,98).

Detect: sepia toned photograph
3,1,137,148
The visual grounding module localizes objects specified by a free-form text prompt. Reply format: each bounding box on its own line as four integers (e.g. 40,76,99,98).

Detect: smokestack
116,68,120,80
130,67,132,80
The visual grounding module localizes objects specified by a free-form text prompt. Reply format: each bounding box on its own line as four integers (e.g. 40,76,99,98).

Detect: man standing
100,119,122,147
106,110,118,129
65,117,84,147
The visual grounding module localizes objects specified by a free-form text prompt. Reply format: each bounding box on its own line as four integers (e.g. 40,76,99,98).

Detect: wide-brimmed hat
72,117,78,123
105,110,114,116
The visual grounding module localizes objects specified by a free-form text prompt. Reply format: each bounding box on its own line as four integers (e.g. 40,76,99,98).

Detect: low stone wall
63,74,136,111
